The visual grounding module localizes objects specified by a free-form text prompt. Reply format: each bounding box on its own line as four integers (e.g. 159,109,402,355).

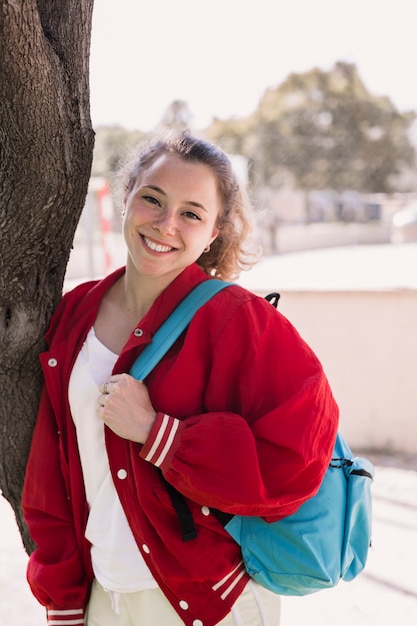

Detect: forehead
137,153,218,192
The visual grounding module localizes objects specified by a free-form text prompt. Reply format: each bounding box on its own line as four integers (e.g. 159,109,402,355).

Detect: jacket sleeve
140,294,339,521
22,387,90,618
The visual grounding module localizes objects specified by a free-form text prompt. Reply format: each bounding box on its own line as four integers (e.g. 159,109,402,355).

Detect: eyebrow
143,185,208,213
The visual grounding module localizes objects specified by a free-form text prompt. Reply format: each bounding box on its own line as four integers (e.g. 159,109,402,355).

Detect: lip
140,234,177,254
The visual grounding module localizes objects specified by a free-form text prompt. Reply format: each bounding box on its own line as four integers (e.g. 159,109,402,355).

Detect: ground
1,454,416,625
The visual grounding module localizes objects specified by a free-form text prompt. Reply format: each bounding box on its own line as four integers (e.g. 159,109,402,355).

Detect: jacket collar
46,263,211,351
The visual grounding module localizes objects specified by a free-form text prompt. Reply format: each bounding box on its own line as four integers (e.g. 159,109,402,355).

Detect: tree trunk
0,0,95,552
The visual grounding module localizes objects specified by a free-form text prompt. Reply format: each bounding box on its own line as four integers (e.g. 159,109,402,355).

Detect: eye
183,210,202,221
142,194,161,206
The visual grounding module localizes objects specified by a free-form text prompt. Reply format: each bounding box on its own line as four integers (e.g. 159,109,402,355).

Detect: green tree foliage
92,63,416,195
207,62,416,193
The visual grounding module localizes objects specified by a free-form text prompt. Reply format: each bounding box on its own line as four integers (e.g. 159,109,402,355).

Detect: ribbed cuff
140,412,180,468
47,608,85,624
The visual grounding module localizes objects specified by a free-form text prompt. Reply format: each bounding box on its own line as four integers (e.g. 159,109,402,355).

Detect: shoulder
205,282,281,322
45,268,125,344
195,281,315,360
45,280,99,343
193,282,286,341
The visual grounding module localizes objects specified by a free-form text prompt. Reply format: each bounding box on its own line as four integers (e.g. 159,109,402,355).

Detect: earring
203,244,211,253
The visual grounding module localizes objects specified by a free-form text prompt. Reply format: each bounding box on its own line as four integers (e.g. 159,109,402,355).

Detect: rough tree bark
0,0,95,552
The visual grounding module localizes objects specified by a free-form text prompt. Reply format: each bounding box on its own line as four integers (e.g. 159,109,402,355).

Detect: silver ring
103,381,111,394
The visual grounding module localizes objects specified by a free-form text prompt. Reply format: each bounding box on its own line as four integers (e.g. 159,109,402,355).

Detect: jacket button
134,328,144,337
48,358,58,367
193,620,203,626
117,469,128,480
179,600,189,610
142,544,150,554
201,506,210,516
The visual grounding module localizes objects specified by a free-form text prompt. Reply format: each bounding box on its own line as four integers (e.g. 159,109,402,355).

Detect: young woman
22,131,339,626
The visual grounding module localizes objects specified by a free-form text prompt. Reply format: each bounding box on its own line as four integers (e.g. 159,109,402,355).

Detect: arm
22,272,121,622
140,295,339,520
22,388,91,623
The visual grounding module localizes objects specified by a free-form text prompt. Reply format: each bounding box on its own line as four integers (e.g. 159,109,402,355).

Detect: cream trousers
86,579,281,626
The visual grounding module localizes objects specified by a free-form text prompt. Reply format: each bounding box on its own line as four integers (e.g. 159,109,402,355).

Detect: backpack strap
265,292,280,308
129,279,232,380
129,279,280,541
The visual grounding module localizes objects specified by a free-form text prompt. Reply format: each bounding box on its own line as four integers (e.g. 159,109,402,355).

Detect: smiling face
122,153,221,287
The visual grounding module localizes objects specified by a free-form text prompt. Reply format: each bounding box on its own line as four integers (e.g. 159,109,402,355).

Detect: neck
120,263,177,320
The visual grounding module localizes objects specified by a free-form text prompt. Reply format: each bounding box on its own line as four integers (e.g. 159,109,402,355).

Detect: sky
90,0,417,132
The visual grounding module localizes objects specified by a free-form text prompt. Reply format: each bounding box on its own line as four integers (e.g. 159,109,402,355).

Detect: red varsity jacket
22,263,339,626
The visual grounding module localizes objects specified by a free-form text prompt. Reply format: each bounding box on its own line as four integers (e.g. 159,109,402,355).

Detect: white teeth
143,236,173,253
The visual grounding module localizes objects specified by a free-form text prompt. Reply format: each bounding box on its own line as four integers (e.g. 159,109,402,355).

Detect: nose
152,210,178,236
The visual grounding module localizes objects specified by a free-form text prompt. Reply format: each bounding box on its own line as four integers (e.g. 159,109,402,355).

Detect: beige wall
258,289,416,455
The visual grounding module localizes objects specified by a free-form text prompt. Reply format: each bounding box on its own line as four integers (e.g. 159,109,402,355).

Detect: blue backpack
223,431,374,595
130,279,374,596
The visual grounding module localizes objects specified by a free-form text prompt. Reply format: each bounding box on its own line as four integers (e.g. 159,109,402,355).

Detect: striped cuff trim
212,560,248,600
47,608,84,625
143,414,180,467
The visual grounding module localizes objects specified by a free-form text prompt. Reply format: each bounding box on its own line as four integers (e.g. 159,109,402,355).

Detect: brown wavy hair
118,131,259,281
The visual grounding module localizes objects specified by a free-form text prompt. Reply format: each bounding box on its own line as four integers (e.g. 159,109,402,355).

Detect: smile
142,235,176,253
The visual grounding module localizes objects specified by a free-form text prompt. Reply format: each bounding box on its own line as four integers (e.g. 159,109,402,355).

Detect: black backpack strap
210,508,234,526
163,479,198,542
265,292,280,308
163,477,234,542
162,290,281,542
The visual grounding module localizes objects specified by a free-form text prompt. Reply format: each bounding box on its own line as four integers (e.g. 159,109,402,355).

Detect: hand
97,374,156,443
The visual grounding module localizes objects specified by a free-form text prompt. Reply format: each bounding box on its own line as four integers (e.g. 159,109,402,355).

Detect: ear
209,226,220,245
121,187,130,216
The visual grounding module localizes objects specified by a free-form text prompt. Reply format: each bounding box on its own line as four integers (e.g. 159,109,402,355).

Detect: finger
100,379,116,394
99,374,124,395
97,389,112,412
103,381,113,395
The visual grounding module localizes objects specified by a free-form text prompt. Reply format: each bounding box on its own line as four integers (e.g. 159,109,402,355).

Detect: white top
68,327,157,592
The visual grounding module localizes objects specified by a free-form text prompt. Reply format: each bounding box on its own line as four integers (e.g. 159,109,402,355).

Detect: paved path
1,457,416,625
